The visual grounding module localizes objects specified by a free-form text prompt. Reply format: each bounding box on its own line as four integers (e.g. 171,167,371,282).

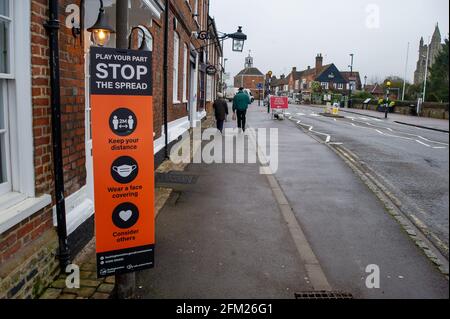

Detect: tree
311,81,322,93
383,76,412,100
427,38,449,102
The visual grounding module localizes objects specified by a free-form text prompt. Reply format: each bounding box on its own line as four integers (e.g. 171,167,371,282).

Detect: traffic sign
256,83,263,90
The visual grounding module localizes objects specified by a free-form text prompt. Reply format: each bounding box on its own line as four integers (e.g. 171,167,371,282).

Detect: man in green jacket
232,87,251,132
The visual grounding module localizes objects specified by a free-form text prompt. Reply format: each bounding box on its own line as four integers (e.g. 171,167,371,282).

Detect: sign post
90,47,155,280
257,83,263,106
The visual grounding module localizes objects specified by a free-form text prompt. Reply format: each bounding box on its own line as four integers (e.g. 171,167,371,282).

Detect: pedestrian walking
232,87,251,132
213,92,229,134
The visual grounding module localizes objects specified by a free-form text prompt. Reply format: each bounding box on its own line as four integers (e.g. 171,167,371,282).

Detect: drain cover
295,291,353,299
155,172,198,185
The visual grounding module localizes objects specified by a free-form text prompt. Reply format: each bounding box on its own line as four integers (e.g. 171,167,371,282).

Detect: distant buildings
414,24,444,86
233,52,265,99
269,54,361,95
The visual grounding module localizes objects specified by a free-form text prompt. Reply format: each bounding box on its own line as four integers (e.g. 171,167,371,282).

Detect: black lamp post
87,0,116,47
128,26,151,51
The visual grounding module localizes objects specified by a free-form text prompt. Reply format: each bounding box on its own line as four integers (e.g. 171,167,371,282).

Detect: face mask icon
112,165,137,178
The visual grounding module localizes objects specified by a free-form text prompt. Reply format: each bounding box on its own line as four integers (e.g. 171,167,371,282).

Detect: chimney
280,74,285,79
307,66,311,70
315,53,323,72
292,67,297,73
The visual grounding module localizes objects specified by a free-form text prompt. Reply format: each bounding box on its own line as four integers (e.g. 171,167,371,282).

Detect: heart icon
119,210,133,222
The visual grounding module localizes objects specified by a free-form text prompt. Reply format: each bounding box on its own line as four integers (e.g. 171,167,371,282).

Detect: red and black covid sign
90,47,155,278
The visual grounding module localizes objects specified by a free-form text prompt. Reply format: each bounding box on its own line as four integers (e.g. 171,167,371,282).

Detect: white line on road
293,118,332,143
350,120,448,149
415,140,432,147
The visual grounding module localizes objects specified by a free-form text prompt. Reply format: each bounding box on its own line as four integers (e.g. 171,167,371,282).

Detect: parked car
244,89,255,103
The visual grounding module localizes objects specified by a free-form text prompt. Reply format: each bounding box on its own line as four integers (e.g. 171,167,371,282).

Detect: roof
313,64,334,79
341,71,361,83
365,84,384,94
236,67,264,77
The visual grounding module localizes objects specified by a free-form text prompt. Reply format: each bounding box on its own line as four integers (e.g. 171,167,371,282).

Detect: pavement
136,104,448,299
339,107,449,132
39,239,115,299
137,136,315,298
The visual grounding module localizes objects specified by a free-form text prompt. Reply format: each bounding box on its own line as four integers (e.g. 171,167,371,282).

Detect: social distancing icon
109,108,138,136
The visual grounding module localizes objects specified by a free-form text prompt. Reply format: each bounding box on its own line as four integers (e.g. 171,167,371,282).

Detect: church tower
414,23,443,85
429,23,442,67
244,51,254,69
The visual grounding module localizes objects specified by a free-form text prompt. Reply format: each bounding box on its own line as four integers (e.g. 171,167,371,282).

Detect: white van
225,87,239,102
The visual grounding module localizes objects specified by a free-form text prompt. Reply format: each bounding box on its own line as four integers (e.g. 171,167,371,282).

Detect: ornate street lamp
193,26,247,53
229,26,247,52
87,0,115,47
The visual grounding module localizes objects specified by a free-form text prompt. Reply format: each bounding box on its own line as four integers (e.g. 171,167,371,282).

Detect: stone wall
350,100,449,120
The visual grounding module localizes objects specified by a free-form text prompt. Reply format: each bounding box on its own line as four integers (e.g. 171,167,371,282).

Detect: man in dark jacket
232,87,251,132
213,93,229,133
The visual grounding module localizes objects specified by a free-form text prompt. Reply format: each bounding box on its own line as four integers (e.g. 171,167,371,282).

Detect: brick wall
1,0,86,299
1,0,215,299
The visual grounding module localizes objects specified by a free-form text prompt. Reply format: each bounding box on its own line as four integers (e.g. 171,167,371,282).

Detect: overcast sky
209,0,449,85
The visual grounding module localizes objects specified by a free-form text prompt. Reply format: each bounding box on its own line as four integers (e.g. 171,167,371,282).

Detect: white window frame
173,32,180,103
182,43,188,102
206,74,212,102
0,0,14,196
0,81,11,195
321,82,329,90
0,0,50,234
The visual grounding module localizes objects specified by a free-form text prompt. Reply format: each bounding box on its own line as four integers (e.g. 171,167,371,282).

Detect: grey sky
209,0,449,85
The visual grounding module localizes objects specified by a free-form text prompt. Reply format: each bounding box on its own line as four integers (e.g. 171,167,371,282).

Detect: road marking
292,118,332,143
415,140,432,147
350,120,448,149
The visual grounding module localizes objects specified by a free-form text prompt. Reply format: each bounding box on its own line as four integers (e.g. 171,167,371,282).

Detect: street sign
90,47,155,278
206,65,217,75
256,83,263,90
270,96,289,109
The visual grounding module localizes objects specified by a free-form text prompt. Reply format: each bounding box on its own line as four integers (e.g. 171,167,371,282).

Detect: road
246,103,449,298
277,104,449,259
137,103,449,299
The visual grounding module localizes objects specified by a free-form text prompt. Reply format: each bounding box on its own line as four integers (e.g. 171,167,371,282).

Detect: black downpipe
163,0,170,159
44,0,70,270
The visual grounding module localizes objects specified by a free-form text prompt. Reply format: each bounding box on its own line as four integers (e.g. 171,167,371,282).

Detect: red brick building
0,0,222,299
270,54,362,96
234,53,265,99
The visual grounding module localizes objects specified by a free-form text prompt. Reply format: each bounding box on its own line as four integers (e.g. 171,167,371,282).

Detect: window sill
173,100,182,105
0,193,52,235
